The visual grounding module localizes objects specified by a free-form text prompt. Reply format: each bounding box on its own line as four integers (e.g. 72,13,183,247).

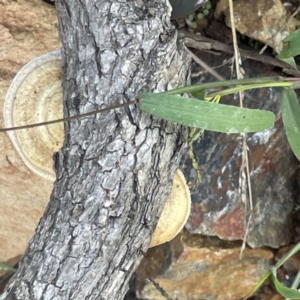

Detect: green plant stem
207,82,293,99
160,77,288,95
286,270,300,300
242,271,271,300
243,242,300,300
275,241,300,269
2,77,298,133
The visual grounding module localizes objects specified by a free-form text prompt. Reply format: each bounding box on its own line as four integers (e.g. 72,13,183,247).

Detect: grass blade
140,93,274,133
271,266,300,299
278,28,300,59
280,88,300,160
0,261,16,272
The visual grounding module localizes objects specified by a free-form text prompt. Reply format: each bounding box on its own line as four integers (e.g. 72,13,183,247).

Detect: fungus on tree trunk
4,50,191,249
1,0,191,298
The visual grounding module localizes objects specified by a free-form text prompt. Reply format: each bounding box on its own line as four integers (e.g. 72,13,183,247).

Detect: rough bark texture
1,0,190,299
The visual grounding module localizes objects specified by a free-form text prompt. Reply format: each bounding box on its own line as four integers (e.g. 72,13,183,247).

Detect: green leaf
0,261,16,272
271,266,300,299
140,93,275,133
280,88,300,160
197,13,204,19
275,242,300,269
191,89,206,100
204,1,212,9
242,271,272,300
278,29,300,59
244,242,300,300
279,56,297,70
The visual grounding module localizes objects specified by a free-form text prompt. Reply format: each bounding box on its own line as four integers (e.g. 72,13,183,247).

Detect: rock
183,86,298,248
214,0,228,20
1,5,298,300
205,20,233,44
0,0,60,262
132,50,299,300
136,232,273,300
224,0,299,53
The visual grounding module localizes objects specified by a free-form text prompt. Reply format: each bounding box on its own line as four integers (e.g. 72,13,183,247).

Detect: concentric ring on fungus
4,50,64,181
4,50,191,248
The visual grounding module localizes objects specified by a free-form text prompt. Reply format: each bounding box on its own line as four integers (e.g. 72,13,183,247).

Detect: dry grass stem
228,0,253,258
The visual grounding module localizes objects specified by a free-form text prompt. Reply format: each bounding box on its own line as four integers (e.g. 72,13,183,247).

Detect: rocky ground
0,0,300,299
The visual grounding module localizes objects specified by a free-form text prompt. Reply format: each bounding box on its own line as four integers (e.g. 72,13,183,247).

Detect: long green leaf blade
271,267,300,299
280,88,300,160
140,93,274,133
278,28,300,59
191,89,206,100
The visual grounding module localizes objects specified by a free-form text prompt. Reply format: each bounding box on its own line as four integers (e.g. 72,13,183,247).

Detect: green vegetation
2,18,300,300
140,28,300,299
185,1,212,29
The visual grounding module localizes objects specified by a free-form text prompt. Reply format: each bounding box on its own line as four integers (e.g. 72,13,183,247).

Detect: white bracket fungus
4,50,64,181
4,50,191,247
150,169,191,247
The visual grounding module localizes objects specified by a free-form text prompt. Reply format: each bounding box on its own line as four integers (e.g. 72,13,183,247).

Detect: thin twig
180,31,300,77
191,58,232,78
186,48,224,80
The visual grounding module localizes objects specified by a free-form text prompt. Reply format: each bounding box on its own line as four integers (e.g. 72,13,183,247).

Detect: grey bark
1,1,190,299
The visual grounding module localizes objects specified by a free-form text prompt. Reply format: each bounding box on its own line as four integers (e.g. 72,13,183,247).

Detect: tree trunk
1,0,190,299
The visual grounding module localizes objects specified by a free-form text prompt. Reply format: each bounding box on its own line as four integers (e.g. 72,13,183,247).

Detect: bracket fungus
4,50,64,181
150,169,191,247
4,50,191,247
